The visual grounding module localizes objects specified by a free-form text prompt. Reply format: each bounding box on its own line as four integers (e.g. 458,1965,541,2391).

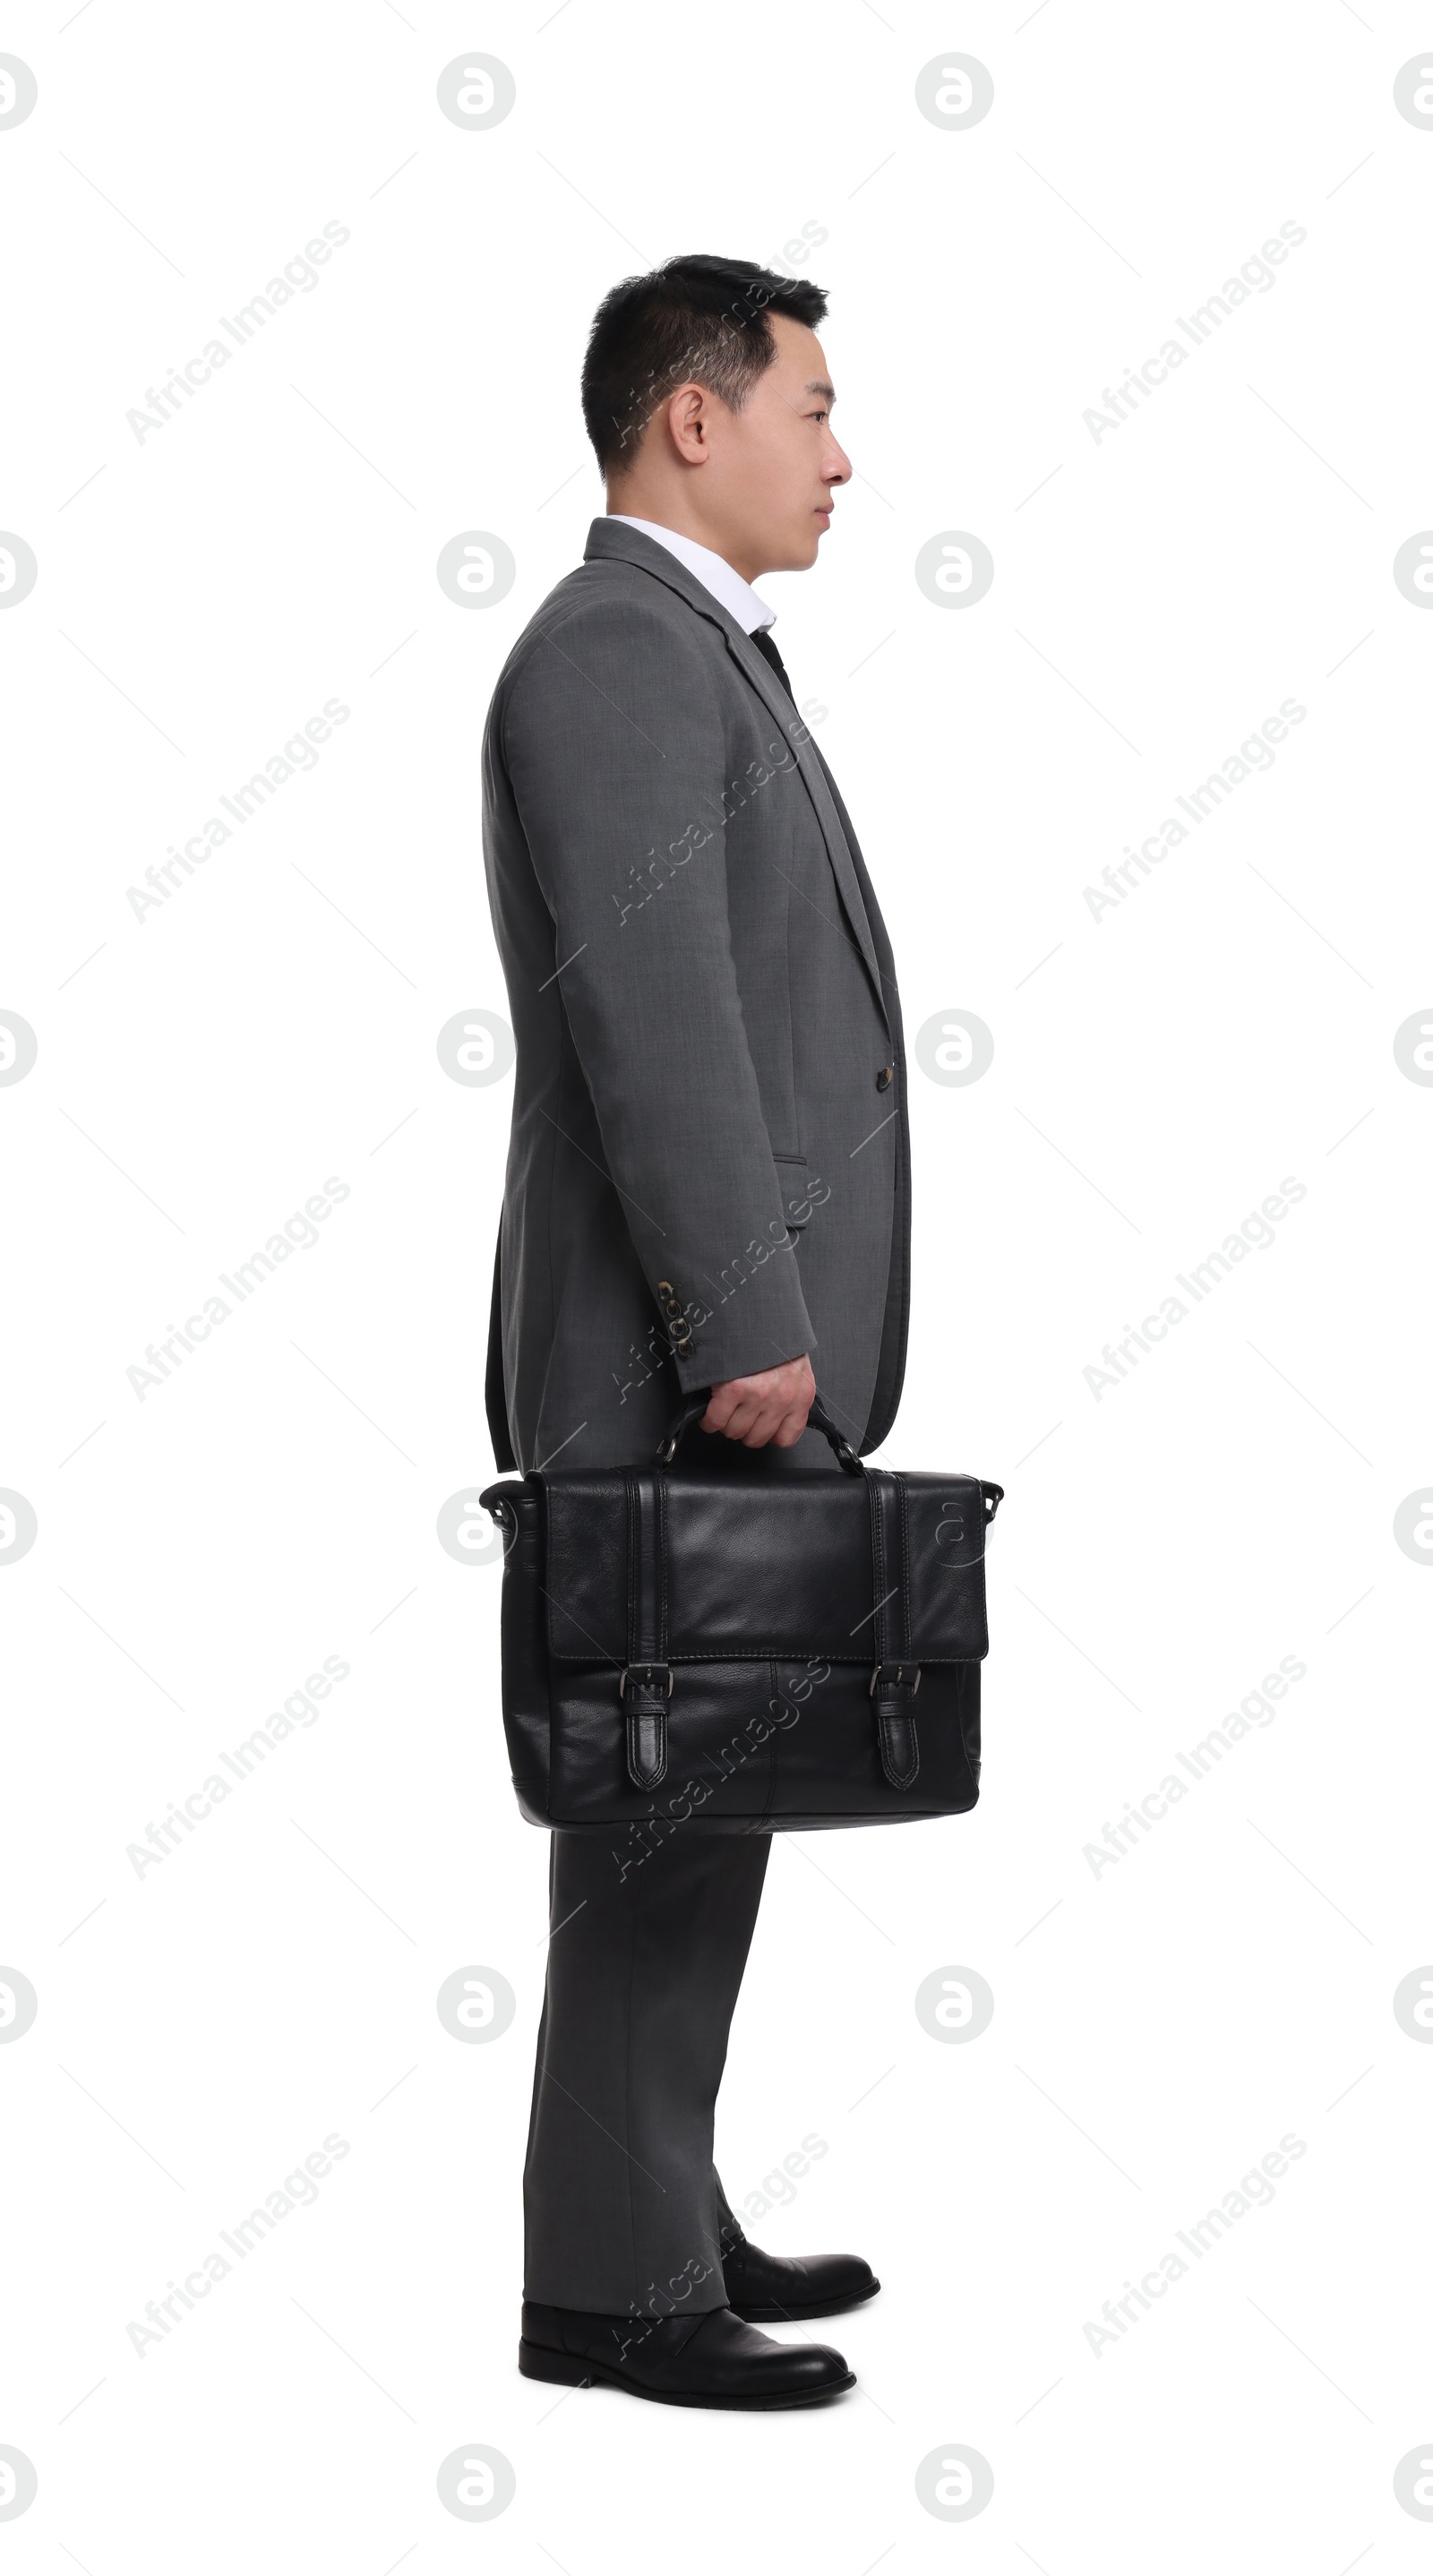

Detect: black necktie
751,626,795,703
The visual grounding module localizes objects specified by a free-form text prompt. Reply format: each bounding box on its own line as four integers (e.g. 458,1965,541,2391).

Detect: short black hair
581,253,828,477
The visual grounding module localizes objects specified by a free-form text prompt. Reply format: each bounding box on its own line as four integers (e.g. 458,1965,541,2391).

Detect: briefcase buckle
869,1662,921,1696
620,1663,674,1700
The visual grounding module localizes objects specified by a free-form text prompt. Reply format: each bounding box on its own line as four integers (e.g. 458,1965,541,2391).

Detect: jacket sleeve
499,594,817,1391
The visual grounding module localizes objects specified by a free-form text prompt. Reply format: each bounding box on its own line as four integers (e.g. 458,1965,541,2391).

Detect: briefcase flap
534,1468,992,1666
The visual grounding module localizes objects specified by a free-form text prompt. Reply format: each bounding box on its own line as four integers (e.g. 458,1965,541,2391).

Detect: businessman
483,255,910,2407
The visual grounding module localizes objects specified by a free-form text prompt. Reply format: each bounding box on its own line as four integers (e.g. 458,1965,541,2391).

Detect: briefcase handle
656,1386,864,1476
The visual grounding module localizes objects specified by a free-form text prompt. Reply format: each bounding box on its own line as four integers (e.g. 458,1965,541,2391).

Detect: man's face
699,314,852,579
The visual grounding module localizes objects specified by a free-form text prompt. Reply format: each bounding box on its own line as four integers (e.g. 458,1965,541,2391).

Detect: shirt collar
607,515,776,635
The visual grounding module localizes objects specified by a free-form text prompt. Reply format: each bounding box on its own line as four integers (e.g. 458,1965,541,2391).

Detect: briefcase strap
867,1470,921,1789
621,1471,670,1791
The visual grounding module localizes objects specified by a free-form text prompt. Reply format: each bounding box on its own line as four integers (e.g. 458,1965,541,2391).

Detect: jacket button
876,1064,895,1091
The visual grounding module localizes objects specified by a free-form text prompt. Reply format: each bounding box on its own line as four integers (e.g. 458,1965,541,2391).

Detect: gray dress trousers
522,1430,843,2317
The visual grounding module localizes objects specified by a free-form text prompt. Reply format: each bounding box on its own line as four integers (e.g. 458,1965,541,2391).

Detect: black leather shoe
721,2237,880,2323
519,2300,854,2409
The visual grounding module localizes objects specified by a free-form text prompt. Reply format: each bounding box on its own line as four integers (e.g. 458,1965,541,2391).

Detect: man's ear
665,382,711,466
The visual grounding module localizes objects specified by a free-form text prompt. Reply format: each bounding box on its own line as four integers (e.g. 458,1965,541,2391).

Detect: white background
4,1,1432,2567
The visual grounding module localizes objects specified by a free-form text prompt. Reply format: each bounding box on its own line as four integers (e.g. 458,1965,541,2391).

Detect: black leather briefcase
479,1394,1002,1837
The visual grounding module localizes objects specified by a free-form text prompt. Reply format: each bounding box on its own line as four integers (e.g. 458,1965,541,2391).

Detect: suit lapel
583,519,890,1034
808,738,902,1028
718,626,888,1026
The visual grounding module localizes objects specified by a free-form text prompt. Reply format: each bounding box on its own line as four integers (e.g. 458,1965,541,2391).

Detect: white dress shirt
609,515,776,637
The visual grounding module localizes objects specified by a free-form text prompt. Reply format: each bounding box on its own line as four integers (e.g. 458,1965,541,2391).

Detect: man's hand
701,1353,816,1449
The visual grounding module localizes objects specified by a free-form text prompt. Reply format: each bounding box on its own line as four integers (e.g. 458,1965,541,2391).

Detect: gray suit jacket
482,517,910,1473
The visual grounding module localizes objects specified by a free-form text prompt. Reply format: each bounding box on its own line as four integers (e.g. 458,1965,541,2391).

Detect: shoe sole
518,2341,855,2409
728,2279,881,2323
